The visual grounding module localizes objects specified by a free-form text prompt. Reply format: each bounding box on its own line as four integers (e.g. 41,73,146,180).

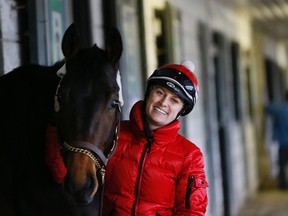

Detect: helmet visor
148,68,196,102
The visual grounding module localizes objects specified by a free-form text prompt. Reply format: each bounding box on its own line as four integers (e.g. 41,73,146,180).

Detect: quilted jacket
103,101,208,216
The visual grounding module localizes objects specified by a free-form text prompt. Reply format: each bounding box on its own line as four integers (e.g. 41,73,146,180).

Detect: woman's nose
159,96,169,106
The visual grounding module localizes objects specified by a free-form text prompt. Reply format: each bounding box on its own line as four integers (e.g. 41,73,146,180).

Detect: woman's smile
153,106,168,115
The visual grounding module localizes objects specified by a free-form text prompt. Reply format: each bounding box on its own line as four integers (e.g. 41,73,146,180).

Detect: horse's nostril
86,175,94,190
62,172,96,205
63,172,96,195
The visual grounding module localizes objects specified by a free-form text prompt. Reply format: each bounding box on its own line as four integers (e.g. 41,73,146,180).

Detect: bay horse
0,23,122,216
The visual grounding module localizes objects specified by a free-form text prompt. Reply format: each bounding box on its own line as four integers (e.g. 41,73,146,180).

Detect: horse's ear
61,23,81,58
105,27,123,67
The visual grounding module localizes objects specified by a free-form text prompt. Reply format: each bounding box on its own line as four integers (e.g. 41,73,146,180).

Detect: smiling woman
102,60,209,216
145,85,184,130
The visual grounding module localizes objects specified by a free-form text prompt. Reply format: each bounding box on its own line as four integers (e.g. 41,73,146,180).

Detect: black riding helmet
144,60,199,117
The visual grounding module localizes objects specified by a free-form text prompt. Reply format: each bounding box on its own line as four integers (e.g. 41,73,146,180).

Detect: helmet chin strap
176,103,188,120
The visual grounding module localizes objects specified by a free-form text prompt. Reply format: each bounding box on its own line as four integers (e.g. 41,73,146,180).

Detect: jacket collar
130,100,180,145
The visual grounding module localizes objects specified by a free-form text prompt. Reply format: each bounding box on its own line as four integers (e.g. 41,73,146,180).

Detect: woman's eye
171,97,181,104
171,98,178,103
155,90,164,96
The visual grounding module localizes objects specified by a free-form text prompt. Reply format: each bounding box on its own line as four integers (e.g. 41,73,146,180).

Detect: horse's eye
110,100,120,109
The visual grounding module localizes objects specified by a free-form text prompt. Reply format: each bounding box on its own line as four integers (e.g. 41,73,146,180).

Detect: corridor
238,189,288,216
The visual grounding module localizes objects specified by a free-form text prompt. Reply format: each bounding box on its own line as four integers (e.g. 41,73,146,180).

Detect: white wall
0,0,21,73
89,0,105,48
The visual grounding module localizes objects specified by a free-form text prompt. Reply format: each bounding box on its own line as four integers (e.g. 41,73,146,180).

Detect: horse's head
55,24,122,205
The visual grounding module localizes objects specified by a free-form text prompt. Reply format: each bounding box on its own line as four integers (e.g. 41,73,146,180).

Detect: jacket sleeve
174,145,208,216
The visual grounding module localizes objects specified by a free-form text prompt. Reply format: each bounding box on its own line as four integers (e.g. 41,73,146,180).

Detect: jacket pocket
195,177,209,188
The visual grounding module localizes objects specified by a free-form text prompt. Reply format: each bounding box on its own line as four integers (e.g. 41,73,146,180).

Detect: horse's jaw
62,154,99,206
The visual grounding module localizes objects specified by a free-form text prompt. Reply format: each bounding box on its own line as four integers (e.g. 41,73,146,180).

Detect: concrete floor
238,189,288,216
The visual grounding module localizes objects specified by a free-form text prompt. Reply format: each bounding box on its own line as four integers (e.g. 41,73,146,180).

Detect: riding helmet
145,60,199,116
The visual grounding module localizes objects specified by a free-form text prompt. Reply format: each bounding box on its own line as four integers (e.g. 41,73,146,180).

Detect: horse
0,23,123,216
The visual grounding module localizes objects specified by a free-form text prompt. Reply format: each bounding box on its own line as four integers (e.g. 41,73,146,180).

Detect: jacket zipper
185,176,194,209
131,141,152,215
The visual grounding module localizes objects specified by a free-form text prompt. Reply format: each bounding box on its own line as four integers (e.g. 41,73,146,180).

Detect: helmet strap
178,103,188,117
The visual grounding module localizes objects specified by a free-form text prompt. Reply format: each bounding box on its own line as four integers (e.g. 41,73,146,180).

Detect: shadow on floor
237,188,288,216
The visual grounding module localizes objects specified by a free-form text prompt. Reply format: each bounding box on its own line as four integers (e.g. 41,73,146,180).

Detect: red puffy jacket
103,101,208,216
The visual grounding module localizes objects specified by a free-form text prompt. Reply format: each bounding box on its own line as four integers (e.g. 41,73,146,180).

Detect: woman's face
145,85,184,131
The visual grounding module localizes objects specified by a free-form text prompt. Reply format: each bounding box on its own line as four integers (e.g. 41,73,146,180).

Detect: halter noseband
62,142,106,183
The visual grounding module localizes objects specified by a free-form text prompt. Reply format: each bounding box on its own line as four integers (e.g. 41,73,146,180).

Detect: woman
103,60,208,215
